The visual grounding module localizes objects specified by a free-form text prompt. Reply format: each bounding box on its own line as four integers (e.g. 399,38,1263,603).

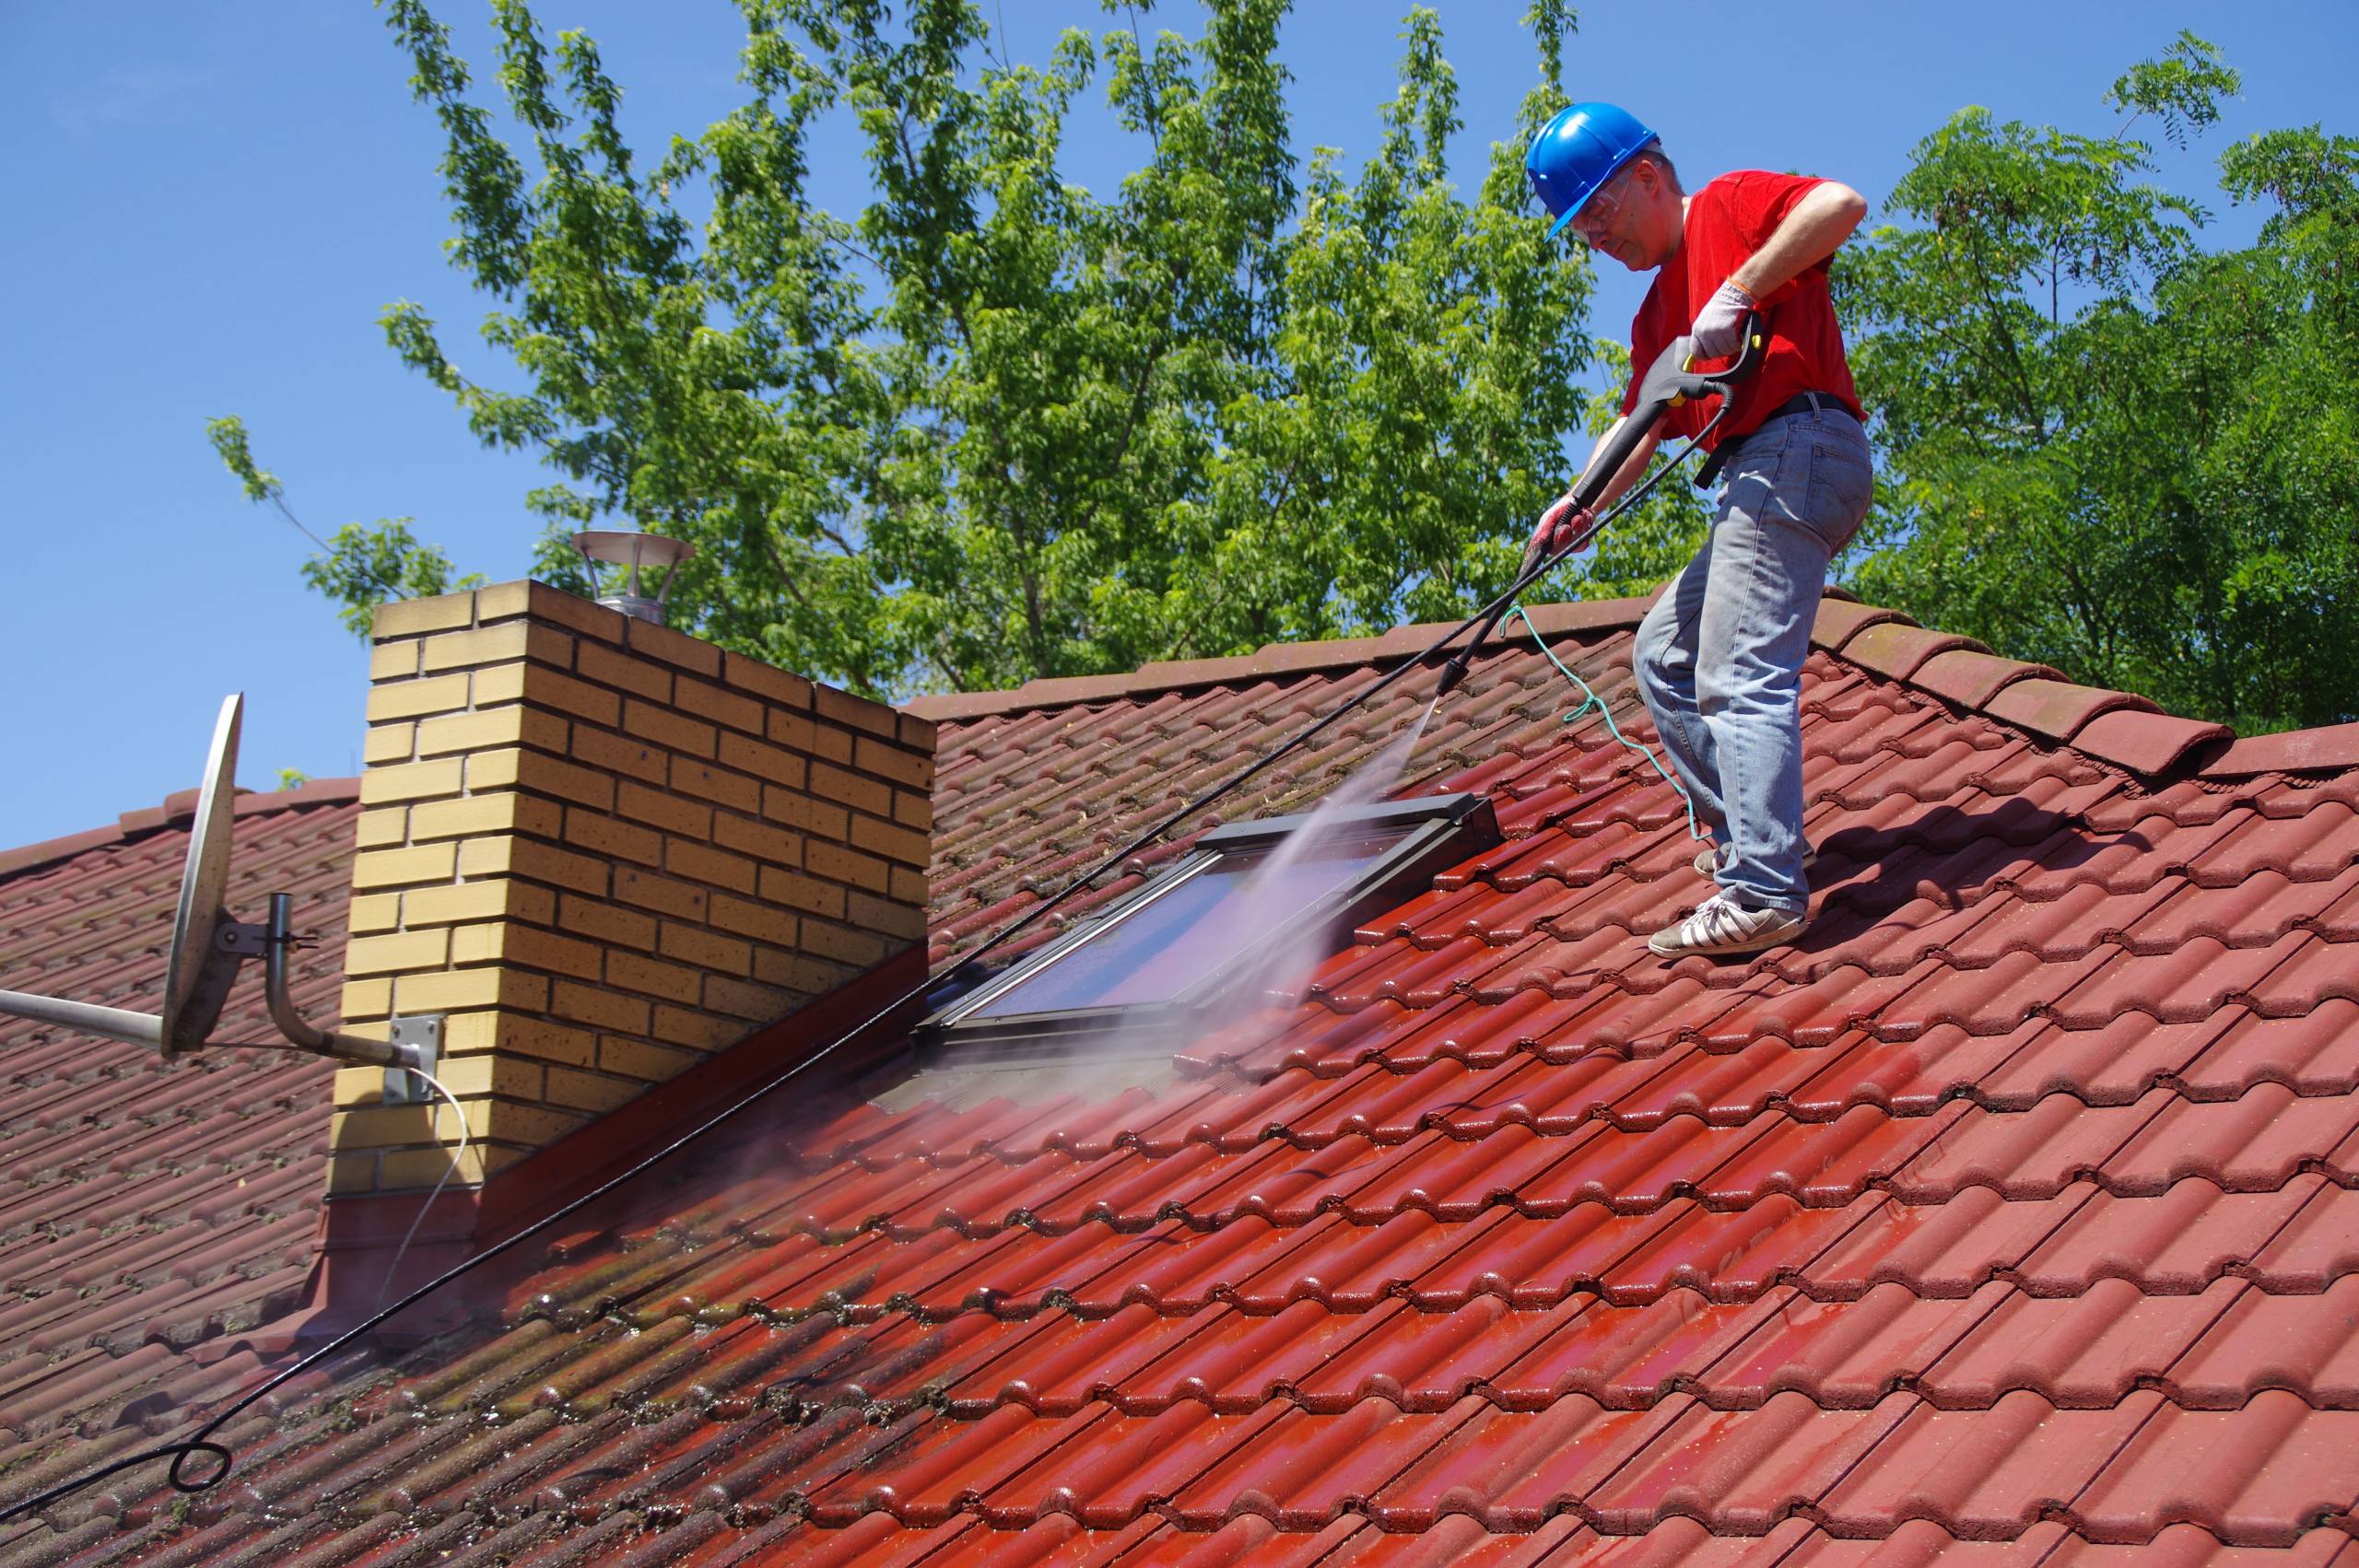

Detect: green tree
1838,31,2359,731
223,0,1606,695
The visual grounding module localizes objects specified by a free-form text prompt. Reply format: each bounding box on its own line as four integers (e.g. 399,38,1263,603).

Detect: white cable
372,1067,472,1310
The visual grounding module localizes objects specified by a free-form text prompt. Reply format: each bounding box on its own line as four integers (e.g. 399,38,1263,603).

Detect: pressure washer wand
1431,315,1770,699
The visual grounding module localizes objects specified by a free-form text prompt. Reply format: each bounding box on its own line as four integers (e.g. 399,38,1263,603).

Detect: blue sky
1,0,2348,848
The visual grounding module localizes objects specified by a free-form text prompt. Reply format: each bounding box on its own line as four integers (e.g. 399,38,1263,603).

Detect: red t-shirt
1622,170,1863,451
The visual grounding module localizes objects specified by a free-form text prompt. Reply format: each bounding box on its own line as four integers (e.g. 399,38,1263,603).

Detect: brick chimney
327,581,934,1197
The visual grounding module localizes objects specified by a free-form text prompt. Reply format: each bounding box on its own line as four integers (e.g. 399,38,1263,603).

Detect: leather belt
1694,392,1851,488
1764,390,1847,422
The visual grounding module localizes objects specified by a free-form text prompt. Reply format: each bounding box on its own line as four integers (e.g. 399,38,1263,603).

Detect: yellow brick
363,722,417,766
605,949,703,1004
469,747,617,811
379,1144,497,1188
370,639,422,682
551,980,651,1036
333,1064,393,1109
762,787,850,841
757,864,846,919
616,779,711,840
814,683,897,738
351,841,458,889
345,928,452,977
709,891,798,948
329,1101,440,1149
722,651,811,710
570,725,670,786
600,1034,702,1081
354,806,408,850
451,921,604,980
556,894,658,952
805,840,892,895
543,1065,643,1116
408,791,563,845
475,661,623,728
444,1010,595,1068
358,756,465,807
420,620,571,674
769,709,852,765
753,947,845,995
433,1052,546,1100
402,878,554,928
848,891,932,943
576,639,674,704
801,919,889,968
481,1100,590,1149
563,807,663,866
849,813,932,870
348,892,403,934
326,1151,379,1195
665,837,758,895
625,615,722,677
701,974,793,1022
371,591,475,638
476,579,626,643
619,698,717,761
809,762,893,819
674,677,766,737
854,736,933,790
393,965,549,1014
365,672,475,723
672,758,760,813
458,836,610,895
894,790,933,832
718,731,806,790
658,921,752,976
427,1094,492,1139
416,705,569,758
711,813,801,871
613,866,710,921
650,1005,741,1052
889,865,927,906
340,977,393,1022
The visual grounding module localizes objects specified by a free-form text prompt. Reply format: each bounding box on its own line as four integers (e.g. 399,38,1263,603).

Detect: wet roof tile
14,595,2359,1562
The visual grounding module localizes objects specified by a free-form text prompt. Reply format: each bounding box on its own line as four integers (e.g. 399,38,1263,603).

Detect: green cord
1503,602,1708,847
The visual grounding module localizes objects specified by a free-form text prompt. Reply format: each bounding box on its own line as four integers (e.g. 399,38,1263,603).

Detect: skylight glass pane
969,829,1404,1018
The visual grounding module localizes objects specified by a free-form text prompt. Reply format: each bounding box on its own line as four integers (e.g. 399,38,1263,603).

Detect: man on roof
1520,102,1872,960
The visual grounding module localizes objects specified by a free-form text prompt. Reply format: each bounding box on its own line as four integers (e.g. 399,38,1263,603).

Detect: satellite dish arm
0,989,164,1051
262,894,417,1070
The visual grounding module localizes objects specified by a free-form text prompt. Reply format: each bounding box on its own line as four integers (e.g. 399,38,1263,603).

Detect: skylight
921,793,1499,1062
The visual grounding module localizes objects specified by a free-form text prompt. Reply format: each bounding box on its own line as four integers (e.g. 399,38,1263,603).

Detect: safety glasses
1567,166,1635,248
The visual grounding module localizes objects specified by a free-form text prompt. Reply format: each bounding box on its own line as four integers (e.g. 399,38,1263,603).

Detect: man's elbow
1823,182,1869,234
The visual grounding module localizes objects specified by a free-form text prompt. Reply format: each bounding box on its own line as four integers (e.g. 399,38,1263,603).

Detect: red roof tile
9,596,2359,1562
0,781,358,1538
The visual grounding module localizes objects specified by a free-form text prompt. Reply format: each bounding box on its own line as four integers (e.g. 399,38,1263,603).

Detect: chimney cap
573,531,695,625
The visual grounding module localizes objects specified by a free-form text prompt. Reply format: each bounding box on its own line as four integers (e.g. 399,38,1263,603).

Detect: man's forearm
1731,181,1868,302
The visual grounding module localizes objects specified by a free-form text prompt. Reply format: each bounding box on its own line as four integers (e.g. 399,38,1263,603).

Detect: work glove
1520,490,1596,578
1688,278,1756,360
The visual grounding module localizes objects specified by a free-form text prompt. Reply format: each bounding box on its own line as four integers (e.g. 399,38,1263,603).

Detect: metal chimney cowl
572,530,695,625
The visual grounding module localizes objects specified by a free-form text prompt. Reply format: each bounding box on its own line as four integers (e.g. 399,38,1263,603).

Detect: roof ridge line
902,595,1663,724
0,776,362,883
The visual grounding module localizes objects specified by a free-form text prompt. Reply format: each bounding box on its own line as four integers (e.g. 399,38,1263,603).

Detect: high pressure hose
0,323,1768,1532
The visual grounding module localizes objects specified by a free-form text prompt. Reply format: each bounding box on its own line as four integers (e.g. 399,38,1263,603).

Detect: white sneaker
1648,893,1807,958
1693,841,1819,877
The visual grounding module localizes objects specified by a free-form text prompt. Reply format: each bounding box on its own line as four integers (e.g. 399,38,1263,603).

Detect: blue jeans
1632,405,1873,915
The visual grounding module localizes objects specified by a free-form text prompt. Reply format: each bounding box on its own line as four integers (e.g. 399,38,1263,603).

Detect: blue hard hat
1525,101,1658,240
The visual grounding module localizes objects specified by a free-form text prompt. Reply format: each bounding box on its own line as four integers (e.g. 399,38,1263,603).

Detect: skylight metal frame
919,792,1499,1064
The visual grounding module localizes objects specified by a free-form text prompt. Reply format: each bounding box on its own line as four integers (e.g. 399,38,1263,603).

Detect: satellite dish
0,694,430,1086
160,694,243,1059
